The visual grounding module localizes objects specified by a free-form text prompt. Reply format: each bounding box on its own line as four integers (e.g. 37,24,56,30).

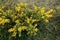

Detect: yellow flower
24,3,28,7
18,27,22,32
32,19,37,23
18,26,27,32
40,7,45,13
41,16,45,19
34,24,37,27
0,19,10,25
0,17,3,22
21,12,26,16
17,12,26,17
12,31,16,37
46,14,53,18
20,2,24,6
14,15,17,19
8,28,15,32
0,9,3,12
33,5,37,10
5,19,10,23
20,12,24,17
44,19,49,23
34,28,38,32
15,6,21,12
45,9,53,18
0,19,5,25
26,18,30,23
15,20,20,24
45,9,54,14
22,26,27,30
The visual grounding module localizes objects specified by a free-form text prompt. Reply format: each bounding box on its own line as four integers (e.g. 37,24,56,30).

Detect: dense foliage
0,0,60,40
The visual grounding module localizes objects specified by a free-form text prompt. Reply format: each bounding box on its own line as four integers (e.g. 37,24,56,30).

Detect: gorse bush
0,2,54,40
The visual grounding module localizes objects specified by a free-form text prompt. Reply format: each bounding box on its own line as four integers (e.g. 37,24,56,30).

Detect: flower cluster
0,2,54,37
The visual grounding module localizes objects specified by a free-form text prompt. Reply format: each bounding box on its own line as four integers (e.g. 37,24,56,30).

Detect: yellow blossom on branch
5,19,10,23
12,31,16,37
44,19,49,23
15,20,20,24
24,3,28,7
15,6,21,12
41,16,45,19
32,19,37,23
8,28,15,32
18,26,27,32
33,5,38,10
25,18,30,23
18,27,22,32
45,9,54,14
46,14,53,18
40,7,45,13
34,28,38,32
0,17,3,22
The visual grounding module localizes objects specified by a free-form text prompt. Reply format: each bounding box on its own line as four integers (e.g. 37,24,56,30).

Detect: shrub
0,2,54,40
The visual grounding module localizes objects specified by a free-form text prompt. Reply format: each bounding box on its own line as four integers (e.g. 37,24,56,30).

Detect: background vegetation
0,0,60,40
